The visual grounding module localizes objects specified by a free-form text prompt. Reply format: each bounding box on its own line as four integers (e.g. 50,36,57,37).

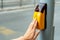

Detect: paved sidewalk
0,5,34,12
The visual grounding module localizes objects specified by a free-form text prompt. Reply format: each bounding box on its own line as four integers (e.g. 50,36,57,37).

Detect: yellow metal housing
33,10,45,30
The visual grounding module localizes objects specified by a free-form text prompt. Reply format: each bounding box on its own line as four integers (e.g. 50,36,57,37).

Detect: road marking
0,26,16,36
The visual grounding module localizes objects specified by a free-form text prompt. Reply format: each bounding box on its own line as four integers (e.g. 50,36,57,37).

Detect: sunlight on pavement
0,26,16,36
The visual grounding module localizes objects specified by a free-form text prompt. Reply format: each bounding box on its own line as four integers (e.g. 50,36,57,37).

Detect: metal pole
38,0,55,40
34,0,36,6
20,0,22,6
1,0,3,9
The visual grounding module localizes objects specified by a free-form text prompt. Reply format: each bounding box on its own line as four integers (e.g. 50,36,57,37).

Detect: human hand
12,19,40,40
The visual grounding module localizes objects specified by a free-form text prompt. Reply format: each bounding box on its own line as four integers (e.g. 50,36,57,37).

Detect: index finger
32,19,37,31
28,19,37,30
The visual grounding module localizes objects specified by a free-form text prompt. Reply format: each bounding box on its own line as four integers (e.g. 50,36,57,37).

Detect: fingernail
36,29,40,32
31,18,37,25
34,18,36,21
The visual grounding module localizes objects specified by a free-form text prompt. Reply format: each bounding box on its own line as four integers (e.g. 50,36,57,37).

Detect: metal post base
37,26,55,40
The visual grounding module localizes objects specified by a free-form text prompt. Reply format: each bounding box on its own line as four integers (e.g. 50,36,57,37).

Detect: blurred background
0,0,38,10
0,0,60,40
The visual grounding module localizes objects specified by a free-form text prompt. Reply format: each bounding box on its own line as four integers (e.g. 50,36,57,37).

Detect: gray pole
1,0,3,9
34,0,35,6
38,0,55,40
20,0,22,6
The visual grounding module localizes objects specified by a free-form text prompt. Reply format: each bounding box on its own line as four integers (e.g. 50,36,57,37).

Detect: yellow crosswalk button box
33,3,47,30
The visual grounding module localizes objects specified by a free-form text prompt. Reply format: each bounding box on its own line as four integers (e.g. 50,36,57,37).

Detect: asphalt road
0,3,60,40
0,8,34,40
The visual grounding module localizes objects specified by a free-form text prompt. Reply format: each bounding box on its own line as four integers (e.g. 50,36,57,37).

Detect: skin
12,19,40,40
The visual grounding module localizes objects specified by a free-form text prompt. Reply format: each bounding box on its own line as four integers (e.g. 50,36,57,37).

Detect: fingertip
36,29,40,34
33,18,37,21
31,19,37,25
